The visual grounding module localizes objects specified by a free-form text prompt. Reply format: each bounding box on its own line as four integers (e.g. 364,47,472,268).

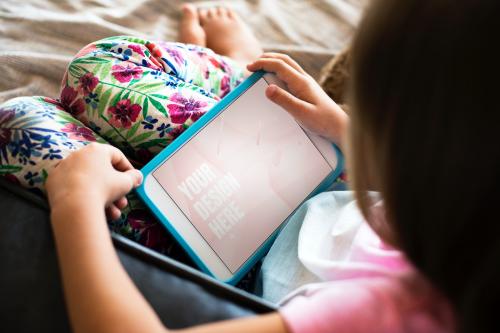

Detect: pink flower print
166,48,184,65
4,174,20,186
128,44,145,56
168,125,185,140
127,209,168,250
136,148,153,165
208,56,220,69
107,99,142,129
111,64,143,83
208,56,229,73
0,109,14,149
42,97,65,111
220,76,230,98
167,93,208,124
60,86,85,116
61,123,96,142
0,108,15,125
0,127,11,149
78,72,99,95
194,51,210,78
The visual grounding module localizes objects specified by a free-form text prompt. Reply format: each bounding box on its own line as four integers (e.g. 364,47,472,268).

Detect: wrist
49,190,106,223
325,102,349,151
48,184,105,208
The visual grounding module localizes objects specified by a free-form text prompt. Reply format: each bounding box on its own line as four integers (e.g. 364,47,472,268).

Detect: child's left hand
46,143,143,221
247,53,348,149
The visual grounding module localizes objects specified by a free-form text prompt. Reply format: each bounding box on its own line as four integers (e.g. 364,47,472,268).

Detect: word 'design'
177,163,245,239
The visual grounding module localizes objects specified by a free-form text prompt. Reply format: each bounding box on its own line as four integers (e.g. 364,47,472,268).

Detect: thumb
112,169,143,200
266,85,312,120
125,169,143,188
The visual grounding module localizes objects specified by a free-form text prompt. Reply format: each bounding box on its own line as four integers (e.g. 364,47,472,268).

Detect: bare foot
178,4,206,46
198,7,262,67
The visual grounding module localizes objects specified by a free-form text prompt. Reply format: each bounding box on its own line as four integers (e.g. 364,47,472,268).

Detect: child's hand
247,53,348,149
46,143,143,221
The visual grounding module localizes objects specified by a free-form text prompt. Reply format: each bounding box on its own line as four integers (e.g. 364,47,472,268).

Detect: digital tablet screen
153,77,332,273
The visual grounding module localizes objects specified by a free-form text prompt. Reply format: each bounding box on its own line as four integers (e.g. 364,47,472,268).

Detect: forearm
327,103,349,153
50,198,166,333
45,143,286,333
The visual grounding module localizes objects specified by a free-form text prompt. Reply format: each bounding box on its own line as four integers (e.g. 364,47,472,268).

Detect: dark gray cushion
0,179,274,333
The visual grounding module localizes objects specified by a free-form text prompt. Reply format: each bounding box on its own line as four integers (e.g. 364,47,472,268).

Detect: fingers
247,58,305,88
109,146,134,172
104,169,142,206
106,196,129,220
260,53,306,74
92,143,134,172
125,169,143,188
96,144,141,184
86,143,143,200
84,143,132,172
118,168,143,192
106,204,122,221
266,84,313,119
114,196,128,210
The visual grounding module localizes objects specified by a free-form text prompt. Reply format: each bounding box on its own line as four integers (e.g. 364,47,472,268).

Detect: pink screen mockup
153,77,332,273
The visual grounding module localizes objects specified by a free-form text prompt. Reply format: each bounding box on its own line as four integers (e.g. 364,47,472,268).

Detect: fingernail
136,170,143,186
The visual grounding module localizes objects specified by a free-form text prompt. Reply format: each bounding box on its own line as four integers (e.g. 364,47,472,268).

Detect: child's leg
57,37,246,254
1,36,246,255
61,36,245,164
0,96,106,192
0,96,180,255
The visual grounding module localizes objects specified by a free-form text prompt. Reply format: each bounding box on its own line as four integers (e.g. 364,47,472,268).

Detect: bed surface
0,0,365,103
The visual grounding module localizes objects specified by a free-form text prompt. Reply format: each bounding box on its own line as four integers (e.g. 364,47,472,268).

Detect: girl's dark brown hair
349,0,500,332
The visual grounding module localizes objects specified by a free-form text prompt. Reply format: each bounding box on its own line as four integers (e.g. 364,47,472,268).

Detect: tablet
136,71,344,284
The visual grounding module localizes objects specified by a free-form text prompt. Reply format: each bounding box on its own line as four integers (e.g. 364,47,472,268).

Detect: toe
199,8,208,24
227,8,237,19
182,3,197,20
207,8,217,19
217,7,228,18
179,3,206,45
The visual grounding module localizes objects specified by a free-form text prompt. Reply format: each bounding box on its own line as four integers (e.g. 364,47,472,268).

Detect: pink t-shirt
279,201,455,333
279,273,455,333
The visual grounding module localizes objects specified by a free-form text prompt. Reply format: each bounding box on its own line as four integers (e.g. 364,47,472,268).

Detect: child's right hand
247,53,348,149
46,143,143,221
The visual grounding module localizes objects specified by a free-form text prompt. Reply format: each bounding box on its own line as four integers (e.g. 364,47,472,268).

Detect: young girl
6,0,500,332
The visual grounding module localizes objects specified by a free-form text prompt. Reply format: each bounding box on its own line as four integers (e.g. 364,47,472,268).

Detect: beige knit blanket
0,0,365,104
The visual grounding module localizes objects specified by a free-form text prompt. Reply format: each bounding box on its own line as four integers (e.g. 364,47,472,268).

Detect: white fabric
262,191,364,303
262,191,410,304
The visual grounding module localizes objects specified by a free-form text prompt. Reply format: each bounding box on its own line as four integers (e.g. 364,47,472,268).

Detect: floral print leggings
0,36,245,256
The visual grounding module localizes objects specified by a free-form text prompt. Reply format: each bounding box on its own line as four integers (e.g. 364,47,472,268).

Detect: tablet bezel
136,71,344,284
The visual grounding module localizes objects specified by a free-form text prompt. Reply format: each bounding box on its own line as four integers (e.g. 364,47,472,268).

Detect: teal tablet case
136,71,344,284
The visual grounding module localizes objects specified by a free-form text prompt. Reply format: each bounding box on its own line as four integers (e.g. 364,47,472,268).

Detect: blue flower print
109,43,133,61
85,92,99,109
42,148,63,160
141,115,158,130
149,70,163,80
156,123,171,138
24,171,42,186
36,108,56,119
88,121,102,133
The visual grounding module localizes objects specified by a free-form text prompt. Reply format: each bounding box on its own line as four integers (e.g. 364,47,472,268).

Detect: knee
0,96,104,192
60,36,156,120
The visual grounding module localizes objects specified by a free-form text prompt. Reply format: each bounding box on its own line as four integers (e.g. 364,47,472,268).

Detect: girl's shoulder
279,272,455,333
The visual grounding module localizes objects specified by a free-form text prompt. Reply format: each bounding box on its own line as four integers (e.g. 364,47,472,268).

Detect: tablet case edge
136,71,345,284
